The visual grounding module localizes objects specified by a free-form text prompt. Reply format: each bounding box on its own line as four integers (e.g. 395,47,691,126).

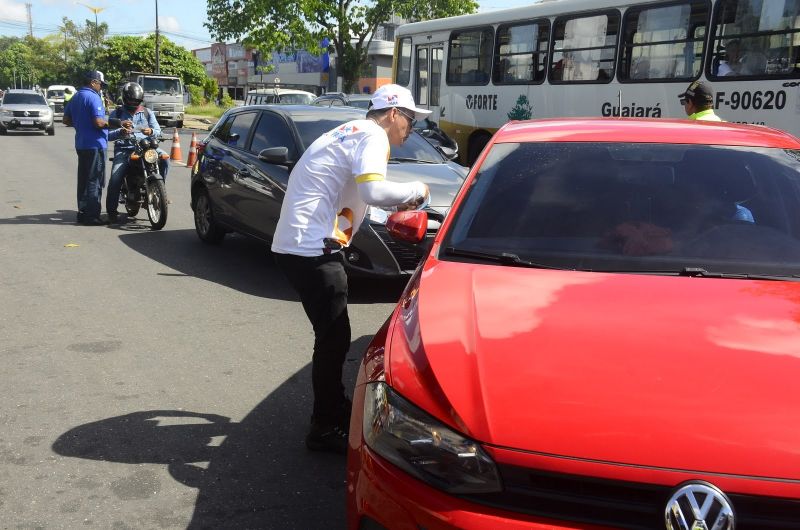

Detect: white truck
46,84,76,120
123,72,185,128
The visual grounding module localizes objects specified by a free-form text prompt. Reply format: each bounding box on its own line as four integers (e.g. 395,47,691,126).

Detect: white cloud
158,15,180,33
0,0,27,21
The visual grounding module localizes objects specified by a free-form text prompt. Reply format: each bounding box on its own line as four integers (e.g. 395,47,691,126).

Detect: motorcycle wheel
121,182,140,217
146,179,168,230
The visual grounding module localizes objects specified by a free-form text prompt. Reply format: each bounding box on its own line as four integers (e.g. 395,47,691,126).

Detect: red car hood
387,260,800,479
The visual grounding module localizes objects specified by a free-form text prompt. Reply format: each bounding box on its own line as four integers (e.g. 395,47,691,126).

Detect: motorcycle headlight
363,382,501,494
143,149,159,164
366,206,392,224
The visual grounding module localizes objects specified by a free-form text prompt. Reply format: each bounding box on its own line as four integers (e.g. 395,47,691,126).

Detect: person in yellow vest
678,81,723,121
63,86,75,103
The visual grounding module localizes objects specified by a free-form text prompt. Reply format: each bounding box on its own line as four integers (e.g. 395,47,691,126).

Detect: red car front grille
461,467,800,529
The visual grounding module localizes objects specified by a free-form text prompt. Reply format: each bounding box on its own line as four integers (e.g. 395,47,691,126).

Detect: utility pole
26,3,33,37
154,0,160,74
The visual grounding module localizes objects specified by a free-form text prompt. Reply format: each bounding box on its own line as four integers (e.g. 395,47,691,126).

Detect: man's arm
148,110,161,137
358,178,429,208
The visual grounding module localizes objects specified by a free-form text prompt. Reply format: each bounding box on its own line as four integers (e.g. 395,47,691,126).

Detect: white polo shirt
272,119,410,257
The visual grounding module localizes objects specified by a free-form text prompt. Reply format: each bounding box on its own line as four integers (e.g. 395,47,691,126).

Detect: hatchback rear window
444,142,800,276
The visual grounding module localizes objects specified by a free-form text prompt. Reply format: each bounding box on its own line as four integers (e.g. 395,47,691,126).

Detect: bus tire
467,132,491,166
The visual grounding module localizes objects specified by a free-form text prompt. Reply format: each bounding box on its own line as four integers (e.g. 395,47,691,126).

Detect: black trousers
274,252,351,425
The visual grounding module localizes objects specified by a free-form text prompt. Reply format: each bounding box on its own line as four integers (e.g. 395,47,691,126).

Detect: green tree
205,0,478,93
187,84,205,104
97,35,207,91
62,16,108,53
202,77,219,101
0,41,36,88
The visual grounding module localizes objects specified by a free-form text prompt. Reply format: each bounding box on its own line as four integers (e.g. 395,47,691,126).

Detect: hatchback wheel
194,188,225,244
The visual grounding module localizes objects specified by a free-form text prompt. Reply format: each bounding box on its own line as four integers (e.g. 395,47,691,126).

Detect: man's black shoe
107,212,119,224
306,422,348,454
81,217,109,226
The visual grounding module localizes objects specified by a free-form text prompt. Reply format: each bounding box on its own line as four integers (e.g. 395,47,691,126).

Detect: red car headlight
363,381,501,494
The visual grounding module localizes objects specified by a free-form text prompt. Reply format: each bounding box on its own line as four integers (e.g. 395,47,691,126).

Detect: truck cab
124,72,185,128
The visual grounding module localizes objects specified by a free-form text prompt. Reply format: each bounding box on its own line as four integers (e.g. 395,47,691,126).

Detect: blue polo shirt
64,87,107,150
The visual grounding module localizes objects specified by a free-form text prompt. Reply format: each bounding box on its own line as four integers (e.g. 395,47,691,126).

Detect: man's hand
121,119,133,130
142,127,153,136
397,184,430,211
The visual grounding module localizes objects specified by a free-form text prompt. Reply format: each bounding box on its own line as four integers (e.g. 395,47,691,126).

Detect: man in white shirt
272,84,430,453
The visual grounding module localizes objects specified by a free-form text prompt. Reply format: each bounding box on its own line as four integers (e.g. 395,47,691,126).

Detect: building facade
192,21,399,100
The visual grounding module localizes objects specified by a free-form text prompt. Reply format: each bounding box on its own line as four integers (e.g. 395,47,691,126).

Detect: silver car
0,89,55,136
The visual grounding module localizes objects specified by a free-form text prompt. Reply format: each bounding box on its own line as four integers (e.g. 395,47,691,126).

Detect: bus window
396,37,412,86
493,19,550,84
447,27,494,85
620,1,709,82
550,11,620,83
709,0,800,80
417,47,429,105
431,47,443,106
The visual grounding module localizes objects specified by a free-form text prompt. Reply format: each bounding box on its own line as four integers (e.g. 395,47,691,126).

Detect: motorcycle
116,134,169,230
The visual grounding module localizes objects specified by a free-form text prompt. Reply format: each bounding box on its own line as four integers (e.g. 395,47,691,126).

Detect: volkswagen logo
665,481,735,530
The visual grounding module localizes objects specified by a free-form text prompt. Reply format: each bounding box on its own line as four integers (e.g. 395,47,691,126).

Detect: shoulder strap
142,106,152,123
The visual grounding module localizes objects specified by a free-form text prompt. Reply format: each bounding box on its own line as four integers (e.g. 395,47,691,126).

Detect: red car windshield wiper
677,267,800,281
443,247,563,270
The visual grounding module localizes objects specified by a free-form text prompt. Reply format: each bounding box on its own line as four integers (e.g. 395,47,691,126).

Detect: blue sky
0,0,529,51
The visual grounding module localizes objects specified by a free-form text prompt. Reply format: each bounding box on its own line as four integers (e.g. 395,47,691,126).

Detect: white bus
394,0,800,164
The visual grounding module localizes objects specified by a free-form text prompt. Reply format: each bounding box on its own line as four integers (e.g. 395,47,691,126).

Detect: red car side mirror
386,210,428,244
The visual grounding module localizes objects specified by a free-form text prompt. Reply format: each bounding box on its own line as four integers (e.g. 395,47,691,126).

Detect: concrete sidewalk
181,114,219,131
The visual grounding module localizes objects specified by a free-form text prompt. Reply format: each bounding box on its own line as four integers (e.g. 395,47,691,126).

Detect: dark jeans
108,150,170,216
274,252,351,426
76,148,106,220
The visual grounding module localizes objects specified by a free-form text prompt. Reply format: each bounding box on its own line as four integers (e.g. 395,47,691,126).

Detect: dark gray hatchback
189,105,467,278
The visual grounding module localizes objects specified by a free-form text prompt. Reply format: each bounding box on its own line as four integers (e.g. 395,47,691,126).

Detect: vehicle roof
5,89,42,94
247,88,315,96
47,85,75,90
399,0,649,34
227,104,366,119
494,118,800,149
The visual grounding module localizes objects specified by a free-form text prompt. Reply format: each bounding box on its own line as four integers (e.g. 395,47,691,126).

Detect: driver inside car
107,82,170,223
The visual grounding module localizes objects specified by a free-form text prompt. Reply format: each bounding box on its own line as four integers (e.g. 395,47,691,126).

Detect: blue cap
84,70,108,88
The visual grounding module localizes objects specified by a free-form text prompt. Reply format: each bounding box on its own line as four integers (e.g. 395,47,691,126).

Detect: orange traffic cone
186,132,198,168
170,128,183,163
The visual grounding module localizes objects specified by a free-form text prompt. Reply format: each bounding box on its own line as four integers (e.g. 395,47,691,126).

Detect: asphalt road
0,123,408,529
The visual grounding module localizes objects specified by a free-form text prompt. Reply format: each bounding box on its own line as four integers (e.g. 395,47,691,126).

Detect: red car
346,118,800,530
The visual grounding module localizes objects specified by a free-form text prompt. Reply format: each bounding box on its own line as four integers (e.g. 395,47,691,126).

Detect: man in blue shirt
106,82,169,223
63,71,110,225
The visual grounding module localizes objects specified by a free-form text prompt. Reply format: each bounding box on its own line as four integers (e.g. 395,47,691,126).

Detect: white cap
370,84,432,120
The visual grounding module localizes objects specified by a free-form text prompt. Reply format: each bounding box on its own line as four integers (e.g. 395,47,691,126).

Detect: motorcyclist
107,82,169,223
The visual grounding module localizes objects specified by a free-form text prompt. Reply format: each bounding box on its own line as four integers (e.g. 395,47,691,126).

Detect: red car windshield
443,142,800,276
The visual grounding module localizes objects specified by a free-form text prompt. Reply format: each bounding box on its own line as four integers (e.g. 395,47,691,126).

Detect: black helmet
122,82,144,108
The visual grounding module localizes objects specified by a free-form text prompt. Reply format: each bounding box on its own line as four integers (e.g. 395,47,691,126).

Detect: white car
0,89,55,136
244,88,316,106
